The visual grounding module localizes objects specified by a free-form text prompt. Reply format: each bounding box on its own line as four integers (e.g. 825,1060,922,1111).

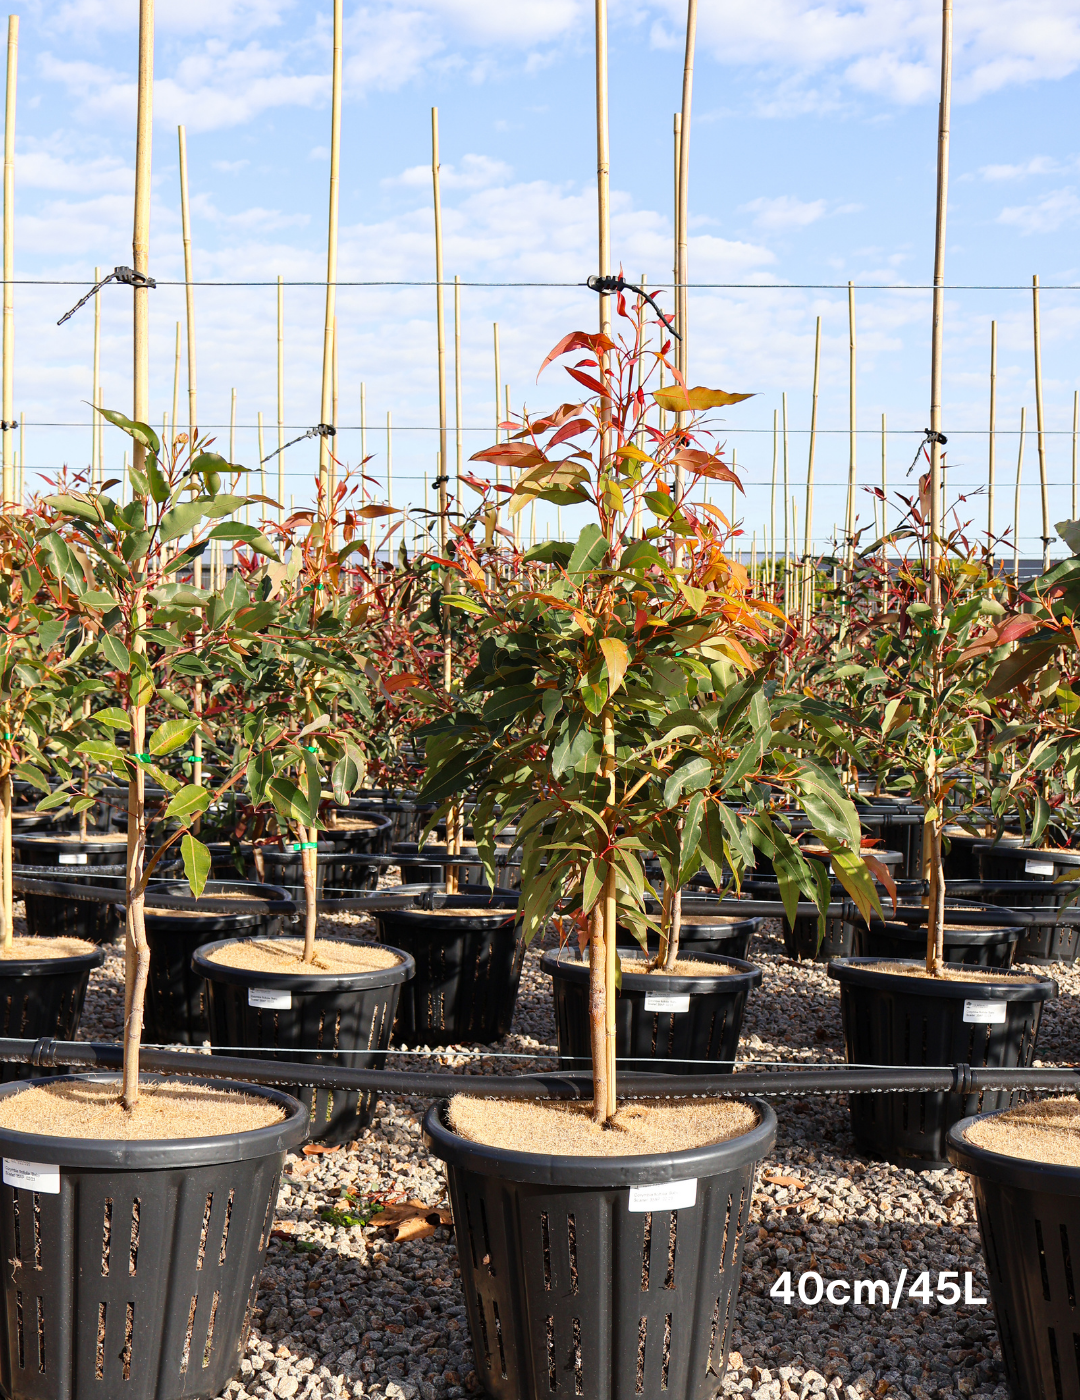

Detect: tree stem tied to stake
123,0,154,1112
926,0,952,976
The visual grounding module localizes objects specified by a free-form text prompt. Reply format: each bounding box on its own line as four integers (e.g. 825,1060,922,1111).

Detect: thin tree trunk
662,885,682,971
121,698,149,1110
926,820,945,974
588,900,608,1123
604,861,617,1118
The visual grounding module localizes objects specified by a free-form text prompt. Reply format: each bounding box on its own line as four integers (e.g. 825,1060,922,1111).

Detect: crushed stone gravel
30,884,1080,1400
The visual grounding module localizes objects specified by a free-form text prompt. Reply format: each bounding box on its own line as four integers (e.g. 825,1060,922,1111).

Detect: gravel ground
29,893,1080,1400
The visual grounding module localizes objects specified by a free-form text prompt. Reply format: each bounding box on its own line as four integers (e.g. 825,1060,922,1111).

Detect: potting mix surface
0,1078,286,1138
50,884,1080,1400
618,953,743,976
447,1094,760,1155
865,961,1041,984
205,937,403,975
0,934,97,959
964,1097,1080,1167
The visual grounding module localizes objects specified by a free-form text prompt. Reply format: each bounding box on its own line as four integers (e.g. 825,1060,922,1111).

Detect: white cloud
212,159,251,173
978,155,1066,181
998,187,1080,234
739,194,828,231
387,154,513,191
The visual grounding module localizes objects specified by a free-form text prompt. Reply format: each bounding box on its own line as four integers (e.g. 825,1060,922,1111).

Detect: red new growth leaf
546,418,593,448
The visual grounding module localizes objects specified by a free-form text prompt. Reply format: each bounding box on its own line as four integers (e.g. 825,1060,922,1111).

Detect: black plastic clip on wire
261,422,336,463
57,266,157,326
0,420,17,432
587,274,681,340
432,474,450,489
906,427,948,477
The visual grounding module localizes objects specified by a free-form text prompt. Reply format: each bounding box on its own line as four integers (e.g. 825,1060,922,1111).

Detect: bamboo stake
1032,274,1050,571
386,411,393,556
881,412,888,611
492,322,502,501
801,316,822,634
169,321,180,449
769,408,777,590
790,495,799,618
277,274,284,523
1,16,15,509
91,265,102,486
317,0,343,518
988,320,996,553
257,411,265,505
431,108,449,568
15,408,20,501
845,283,857,574
782,391,789,609
123,0,154,1112
229,388,236,467
454,275,463,502
1073,389,1078,521
673,0,697,517
923,0,953,978
1014,407,1026,584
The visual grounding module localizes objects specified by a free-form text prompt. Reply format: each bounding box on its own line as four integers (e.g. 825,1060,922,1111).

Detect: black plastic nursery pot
846,901,1023,968
139,882,296,1047
617,904,763,962
423,1094,777,1400
13,831,131,942
828,958,1057,1169
193,936,415,1144
948,879,1080,964
254,842,339,899
0,944,105,1084
392,843,522,891
0,1071,307,1400
977,842,1080,884
946,1110,1080,1400
943,828,1022,882
374,893,526,1046
542,948,762,1075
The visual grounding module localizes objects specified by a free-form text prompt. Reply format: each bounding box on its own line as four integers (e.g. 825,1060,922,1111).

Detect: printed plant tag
58,853,88,865
963,1000,1007,1024
3,1159,60,1194
248,987,292,1010
643,993,690,1013
1025,859,1054,876
628,1178,697,1212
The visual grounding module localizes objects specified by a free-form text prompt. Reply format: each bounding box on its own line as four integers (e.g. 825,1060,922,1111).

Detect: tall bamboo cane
317,0,342,517
1,15,15,510
988,320,996,561
277,274,284,524
801,317,821,634
1033,275,1050,571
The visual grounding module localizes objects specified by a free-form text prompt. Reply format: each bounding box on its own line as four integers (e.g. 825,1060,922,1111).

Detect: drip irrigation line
7,1037,1080,1099
260,422,335,463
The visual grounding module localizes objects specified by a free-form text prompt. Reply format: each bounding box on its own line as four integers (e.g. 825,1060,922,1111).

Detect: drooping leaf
599,637,630,696
101,635,131,673
148,717,201,756
164,784,212,822
651,386,755,413
181,833,211,899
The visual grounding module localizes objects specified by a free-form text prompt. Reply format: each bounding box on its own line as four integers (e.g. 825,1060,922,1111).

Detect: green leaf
180,833,211,899
268,776,315,826
45,493,101,524
246,750,273,808
832,847,883,929
663,754,712,807
567,524,609,579
441,594,486,614
146,452,169,504
165,784,212,822
35,791,74,813
101,635,131,673
331,752,360,805
582,858,607,914
302,746,321,825
986,642,1056,699
13,763,50,794
160,499,206,544
95,406,160,455
149,717,201,756
93,706,132,731
208,522,279,561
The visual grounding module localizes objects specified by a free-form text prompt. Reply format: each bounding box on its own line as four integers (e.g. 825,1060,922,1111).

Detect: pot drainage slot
1036,1218,1052,1300
219,1190,234,1265
640,1212,652,1290
636,1317,647,1393
541,1211,551,1290
567,1213,578,1294
664,1214,677,1289
101,1198,112,1275
129,1198,140,1276
197,1192,213,1269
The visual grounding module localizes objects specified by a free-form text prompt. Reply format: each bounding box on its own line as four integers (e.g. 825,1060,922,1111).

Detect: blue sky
10,0,1080,555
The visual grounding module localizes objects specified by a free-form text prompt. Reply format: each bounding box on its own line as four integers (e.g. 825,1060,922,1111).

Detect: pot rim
947,1108,1080,1193
828,955,1057,1000
0,1071,308,1168
422,1093,777,1186
193,933,416,990
541,946,763,992
0,944,105,977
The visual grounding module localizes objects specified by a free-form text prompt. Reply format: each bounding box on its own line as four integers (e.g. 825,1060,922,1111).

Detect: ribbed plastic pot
947,879,1080,964
946,1110,1080,1400
863,809,923,879
0,1071,307,1400
977,842,1080,884
140,883,295,1047
850,916,1021,968
828,958,1057,1168
0,945,104,1084
392,843,522,892
374,894,525,1046
193,936,414,1144
254,843,339,899
13,832,130,942
943,829,1018,882
423,1095,777,1400
542,949,761,1075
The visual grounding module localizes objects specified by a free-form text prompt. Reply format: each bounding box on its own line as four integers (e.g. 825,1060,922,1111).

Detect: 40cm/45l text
771,1269,987,1308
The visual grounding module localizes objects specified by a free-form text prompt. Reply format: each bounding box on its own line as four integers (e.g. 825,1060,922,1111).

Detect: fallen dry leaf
302,1144,343,1157
373,1200,454,1241
761,1172,807,1190
390,1217,437,1242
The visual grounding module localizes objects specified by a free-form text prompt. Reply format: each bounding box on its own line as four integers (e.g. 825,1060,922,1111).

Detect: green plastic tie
301,744,318,753
289,841,319,851
1,734,10,741
135,753,153,762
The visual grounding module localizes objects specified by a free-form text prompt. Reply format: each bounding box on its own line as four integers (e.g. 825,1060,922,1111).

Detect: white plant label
3,1160,59,1194
643,993,690,1013
628,1178,697,1212
963,1000,1007,1024
58,853,88,865
1025,859,1054,876
248,988,292,1010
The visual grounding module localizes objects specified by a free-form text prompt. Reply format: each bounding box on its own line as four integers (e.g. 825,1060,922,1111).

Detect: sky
9,0,1080,555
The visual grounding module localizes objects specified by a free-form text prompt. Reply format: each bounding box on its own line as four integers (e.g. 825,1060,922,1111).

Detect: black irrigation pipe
7,1038,1080,1100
